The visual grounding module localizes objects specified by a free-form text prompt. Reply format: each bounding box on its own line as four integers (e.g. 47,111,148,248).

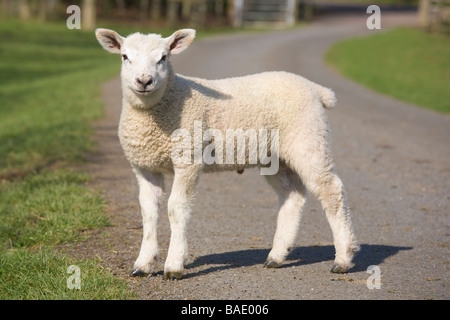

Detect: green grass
325,27,450,114
0,248,134,299
0,169,109,249
0,19,136,299
0,20,119,177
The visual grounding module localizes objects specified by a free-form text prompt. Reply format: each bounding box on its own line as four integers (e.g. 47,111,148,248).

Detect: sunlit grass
0,169,109,249
0,248,135,299
0,20,133,299
326,27,450,114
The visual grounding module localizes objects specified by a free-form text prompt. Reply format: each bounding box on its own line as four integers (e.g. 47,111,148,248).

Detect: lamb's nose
136,76,153,88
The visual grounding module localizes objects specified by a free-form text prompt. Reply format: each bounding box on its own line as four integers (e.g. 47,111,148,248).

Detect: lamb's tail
318,86,336,109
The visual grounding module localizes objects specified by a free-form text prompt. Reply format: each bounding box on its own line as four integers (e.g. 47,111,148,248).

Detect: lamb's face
120,34,170,97
96,28,196,107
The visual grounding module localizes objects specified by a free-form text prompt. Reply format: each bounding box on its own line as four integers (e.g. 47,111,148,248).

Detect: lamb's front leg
131,166,163,277
164,167,199,280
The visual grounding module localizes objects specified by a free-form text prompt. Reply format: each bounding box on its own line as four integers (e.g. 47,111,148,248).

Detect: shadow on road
177,244,412,279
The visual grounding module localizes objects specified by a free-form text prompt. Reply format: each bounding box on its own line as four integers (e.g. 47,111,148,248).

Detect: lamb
95,28,359,280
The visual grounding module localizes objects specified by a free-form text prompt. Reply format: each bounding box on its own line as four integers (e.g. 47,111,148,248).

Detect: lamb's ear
95,28,124,54
166,29,196,55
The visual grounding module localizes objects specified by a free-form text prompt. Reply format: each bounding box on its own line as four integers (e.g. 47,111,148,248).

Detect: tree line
0,0,232,29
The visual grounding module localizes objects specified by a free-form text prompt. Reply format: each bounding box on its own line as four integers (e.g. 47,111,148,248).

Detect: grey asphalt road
86,12,449,300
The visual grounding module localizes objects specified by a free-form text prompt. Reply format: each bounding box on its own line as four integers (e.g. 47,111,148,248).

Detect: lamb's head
96,28,196,108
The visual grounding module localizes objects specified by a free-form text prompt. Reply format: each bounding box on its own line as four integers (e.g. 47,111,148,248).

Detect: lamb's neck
155,68,176,108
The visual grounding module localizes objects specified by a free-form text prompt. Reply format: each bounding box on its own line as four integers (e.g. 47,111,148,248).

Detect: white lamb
96,28,359,280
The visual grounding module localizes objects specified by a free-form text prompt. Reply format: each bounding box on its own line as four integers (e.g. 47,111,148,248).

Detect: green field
0,20,135,299
325,27,450,114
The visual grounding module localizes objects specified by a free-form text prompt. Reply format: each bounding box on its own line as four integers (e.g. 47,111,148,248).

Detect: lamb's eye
159,55,167,63
122,54,128,61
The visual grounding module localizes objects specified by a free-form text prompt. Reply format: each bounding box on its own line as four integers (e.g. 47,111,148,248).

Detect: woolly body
120,70,335,174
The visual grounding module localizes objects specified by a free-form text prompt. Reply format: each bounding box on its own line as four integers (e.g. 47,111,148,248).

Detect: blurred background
2,0,447,32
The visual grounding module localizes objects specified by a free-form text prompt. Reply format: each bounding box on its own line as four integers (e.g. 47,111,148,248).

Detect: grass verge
0,19,135,299
0,247,133,299
325,27,450,114
0,169,109,249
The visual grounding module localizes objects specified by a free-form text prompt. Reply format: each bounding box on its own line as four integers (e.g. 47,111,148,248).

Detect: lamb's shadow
178,244,412,279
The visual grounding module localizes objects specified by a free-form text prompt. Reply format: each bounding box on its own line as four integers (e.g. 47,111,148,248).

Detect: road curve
88,12,449,300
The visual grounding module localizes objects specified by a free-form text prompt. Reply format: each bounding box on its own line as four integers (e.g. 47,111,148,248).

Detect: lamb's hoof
330,264,348,274
130,268,148,277
264,259,281,269
164,271,182,280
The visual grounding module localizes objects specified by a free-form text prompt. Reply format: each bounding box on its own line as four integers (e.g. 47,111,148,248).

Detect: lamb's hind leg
288,115,359,272
296,155,359,272
131,166,164,277
313,172,359,273
264,167,306,268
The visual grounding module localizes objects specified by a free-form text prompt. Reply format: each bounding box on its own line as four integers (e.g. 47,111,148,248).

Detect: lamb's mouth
135,89,152,95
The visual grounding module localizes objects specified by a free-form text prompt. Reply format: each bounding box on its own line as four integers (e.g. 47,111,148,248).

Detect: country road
83,12,449,300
